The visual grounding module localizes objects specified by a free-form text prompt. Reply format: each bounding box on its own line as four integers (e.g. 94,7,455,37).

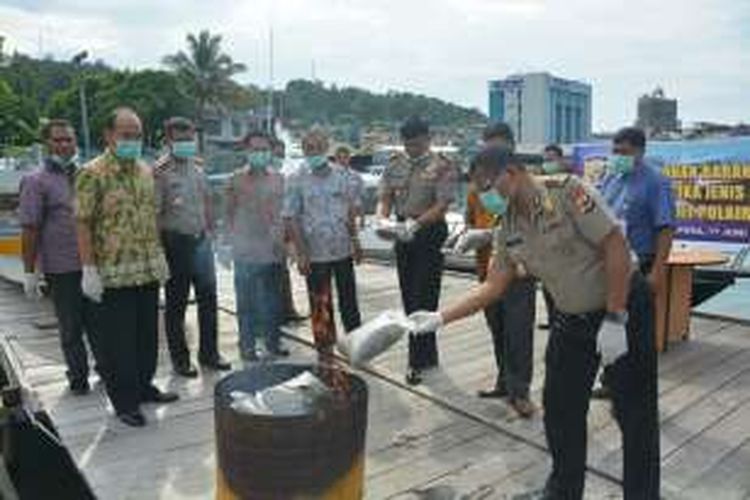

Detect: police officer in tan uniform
377,117,458,385
409,147,659,499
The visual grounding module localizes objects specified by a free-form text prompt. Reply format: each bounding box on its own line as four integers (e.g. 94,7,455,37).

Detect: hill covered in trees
0,48,485,151
281,79,486,129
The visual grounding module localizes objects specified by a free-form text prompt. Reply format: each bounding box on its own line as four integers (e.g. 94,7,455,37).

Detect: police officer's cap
400,117,430,140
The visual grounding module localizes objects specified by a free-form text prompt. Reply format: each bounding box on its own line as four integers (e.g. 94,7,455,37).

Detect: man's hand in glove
399,218,421,243
453,229,493,254
24,272,43,299
81,265,103,303
598,312,629,366
407,311,444,334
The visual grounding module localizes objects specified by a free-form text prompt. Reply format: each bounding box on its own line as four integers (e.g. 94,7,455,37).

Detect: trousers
98,284,160,414
395,221,447,369
483,277,536,398
543,272,660,499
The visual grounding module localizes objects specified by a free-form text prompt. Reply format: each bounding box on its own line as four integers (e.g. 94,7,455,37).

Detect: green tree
0,79,37,149
162,30,246,151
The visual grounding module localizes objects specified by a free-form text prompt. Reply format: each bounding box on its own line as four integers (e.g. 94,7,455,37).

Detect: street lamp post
72,51,91,160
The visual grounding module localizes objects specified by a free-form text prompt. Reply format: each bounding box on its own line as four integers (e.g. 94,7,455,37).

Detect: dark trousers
543,272,659,499
46,271,103,386
98,284,159,414
162,232,219,367
280,264,299,318
395,222,447,370
483,277,536,398
306,257,362,349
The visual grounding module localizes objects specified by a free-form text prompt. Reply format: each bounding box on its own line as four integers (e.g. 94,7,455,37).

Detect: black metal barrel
215,363,368,499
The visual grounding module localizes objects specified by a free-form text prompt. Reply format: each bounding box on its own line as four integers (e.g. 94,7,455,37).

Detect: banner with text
572,138,750,243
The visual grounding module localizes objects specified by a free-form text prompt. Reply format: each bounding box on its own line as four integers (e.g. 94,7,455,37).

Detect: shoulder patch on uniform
570,183,595,214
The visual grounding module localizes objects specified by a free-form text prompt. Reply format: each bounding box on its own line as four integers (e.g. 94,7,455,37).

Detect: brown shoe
510,397,536,419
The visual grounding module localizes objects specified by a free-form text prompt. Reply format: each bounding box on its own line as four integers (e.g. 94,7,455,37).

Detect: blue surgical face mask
114,140,142,161
49,153,77,168
542,161,562,175
172,140,197,159
248,151,272,170
609,154,635,175
306,155,328,170
479,189,509,216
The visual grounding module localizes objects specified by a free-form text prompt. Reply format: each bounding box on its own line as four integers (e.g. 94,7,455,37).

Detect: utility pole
267,25,275,136
72,51,91,160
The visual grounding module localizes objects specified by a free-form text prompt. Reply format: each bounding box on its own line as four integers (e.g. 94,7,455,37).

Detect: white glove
454,229,493,254
407,311,444,334
375,218,406,241
598,314,629,366
399,219,421,243
216,245,233,270
81,265,103,303
23,272,43,299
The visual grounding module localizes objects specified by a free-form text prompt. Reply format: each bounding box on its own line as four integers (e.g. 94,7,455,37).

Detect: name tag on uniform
507,235,523,247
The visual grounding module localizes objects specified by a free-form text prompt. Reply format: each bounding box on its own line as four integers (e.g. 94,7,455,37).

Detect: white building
488,72,592,146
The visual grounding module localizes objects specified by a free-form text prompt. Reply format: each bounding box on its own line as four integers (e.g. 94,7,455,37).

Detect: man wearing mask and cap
284,129,362,358
76,107,178,427
409,147,660,499
591,126,675,399
225,130,289,362
154,117,230,378
458,122,536,416
19,119,103,396
377,117,458,385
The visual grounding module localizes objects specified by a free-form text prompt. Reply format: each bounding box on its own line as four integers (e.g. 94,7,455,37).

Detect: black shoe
200,357,232,371
405,368,422,386
117,411,146,427
174,363,199,378
142,387,179,404
477,386,508,399
538,322,550,330
591,385,611,400
69,380,91,396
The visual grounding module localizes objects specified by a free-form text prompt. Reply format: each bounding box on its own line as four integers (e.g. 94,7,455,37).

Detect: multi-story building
488,72,592,145
636,87,679,136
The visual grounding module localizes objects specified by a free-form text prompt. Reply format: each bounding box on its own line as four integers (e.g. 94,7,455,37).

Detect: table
654,250,729,352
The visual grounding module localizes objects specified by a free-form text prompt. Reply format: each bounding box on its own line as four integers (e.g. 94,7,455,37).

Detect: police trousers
395,221,447,369
483,277,536,398
162,231,219,367
543,272,659,499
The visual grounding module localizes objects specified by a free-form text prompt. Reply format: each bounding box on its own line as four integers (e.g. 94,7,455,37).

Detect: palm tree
163,30,246,152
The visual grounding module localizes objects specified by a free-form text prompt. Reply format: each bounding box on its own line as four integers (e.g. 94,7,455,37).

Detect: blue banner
573,138,750,243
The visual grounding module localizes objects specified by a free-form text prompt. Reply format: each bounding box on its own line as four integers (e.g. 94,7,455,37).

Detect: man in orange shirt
462,123,536,418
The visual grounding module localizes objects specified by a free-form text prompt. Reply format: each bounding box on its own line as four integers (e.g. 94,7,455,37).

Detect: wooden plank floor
2,261,749,499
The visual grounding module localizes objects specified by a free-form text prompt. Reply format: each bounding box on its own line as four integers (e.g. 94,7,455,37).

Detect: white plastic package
229,371,332,416
374,219,408,242
346,310,411,367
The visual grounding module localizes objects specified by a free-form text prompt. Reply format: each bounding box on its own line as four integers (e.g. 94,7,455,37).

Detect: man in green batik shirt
76,107,178,428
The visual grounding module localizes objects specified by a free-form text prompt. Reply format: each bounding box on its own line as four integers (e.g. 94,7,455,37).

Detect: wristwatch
604,311,629,325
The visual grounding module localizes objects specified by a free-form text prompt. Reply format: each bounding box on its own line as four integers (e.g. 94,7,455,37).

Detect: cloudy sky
1,0,749,131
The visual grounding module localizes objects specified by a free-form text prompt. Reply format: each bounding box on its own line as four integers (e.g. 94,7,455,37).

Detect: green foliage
0,79,36,148
46,70,194,148
163,30,247,151
282,80,486,129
